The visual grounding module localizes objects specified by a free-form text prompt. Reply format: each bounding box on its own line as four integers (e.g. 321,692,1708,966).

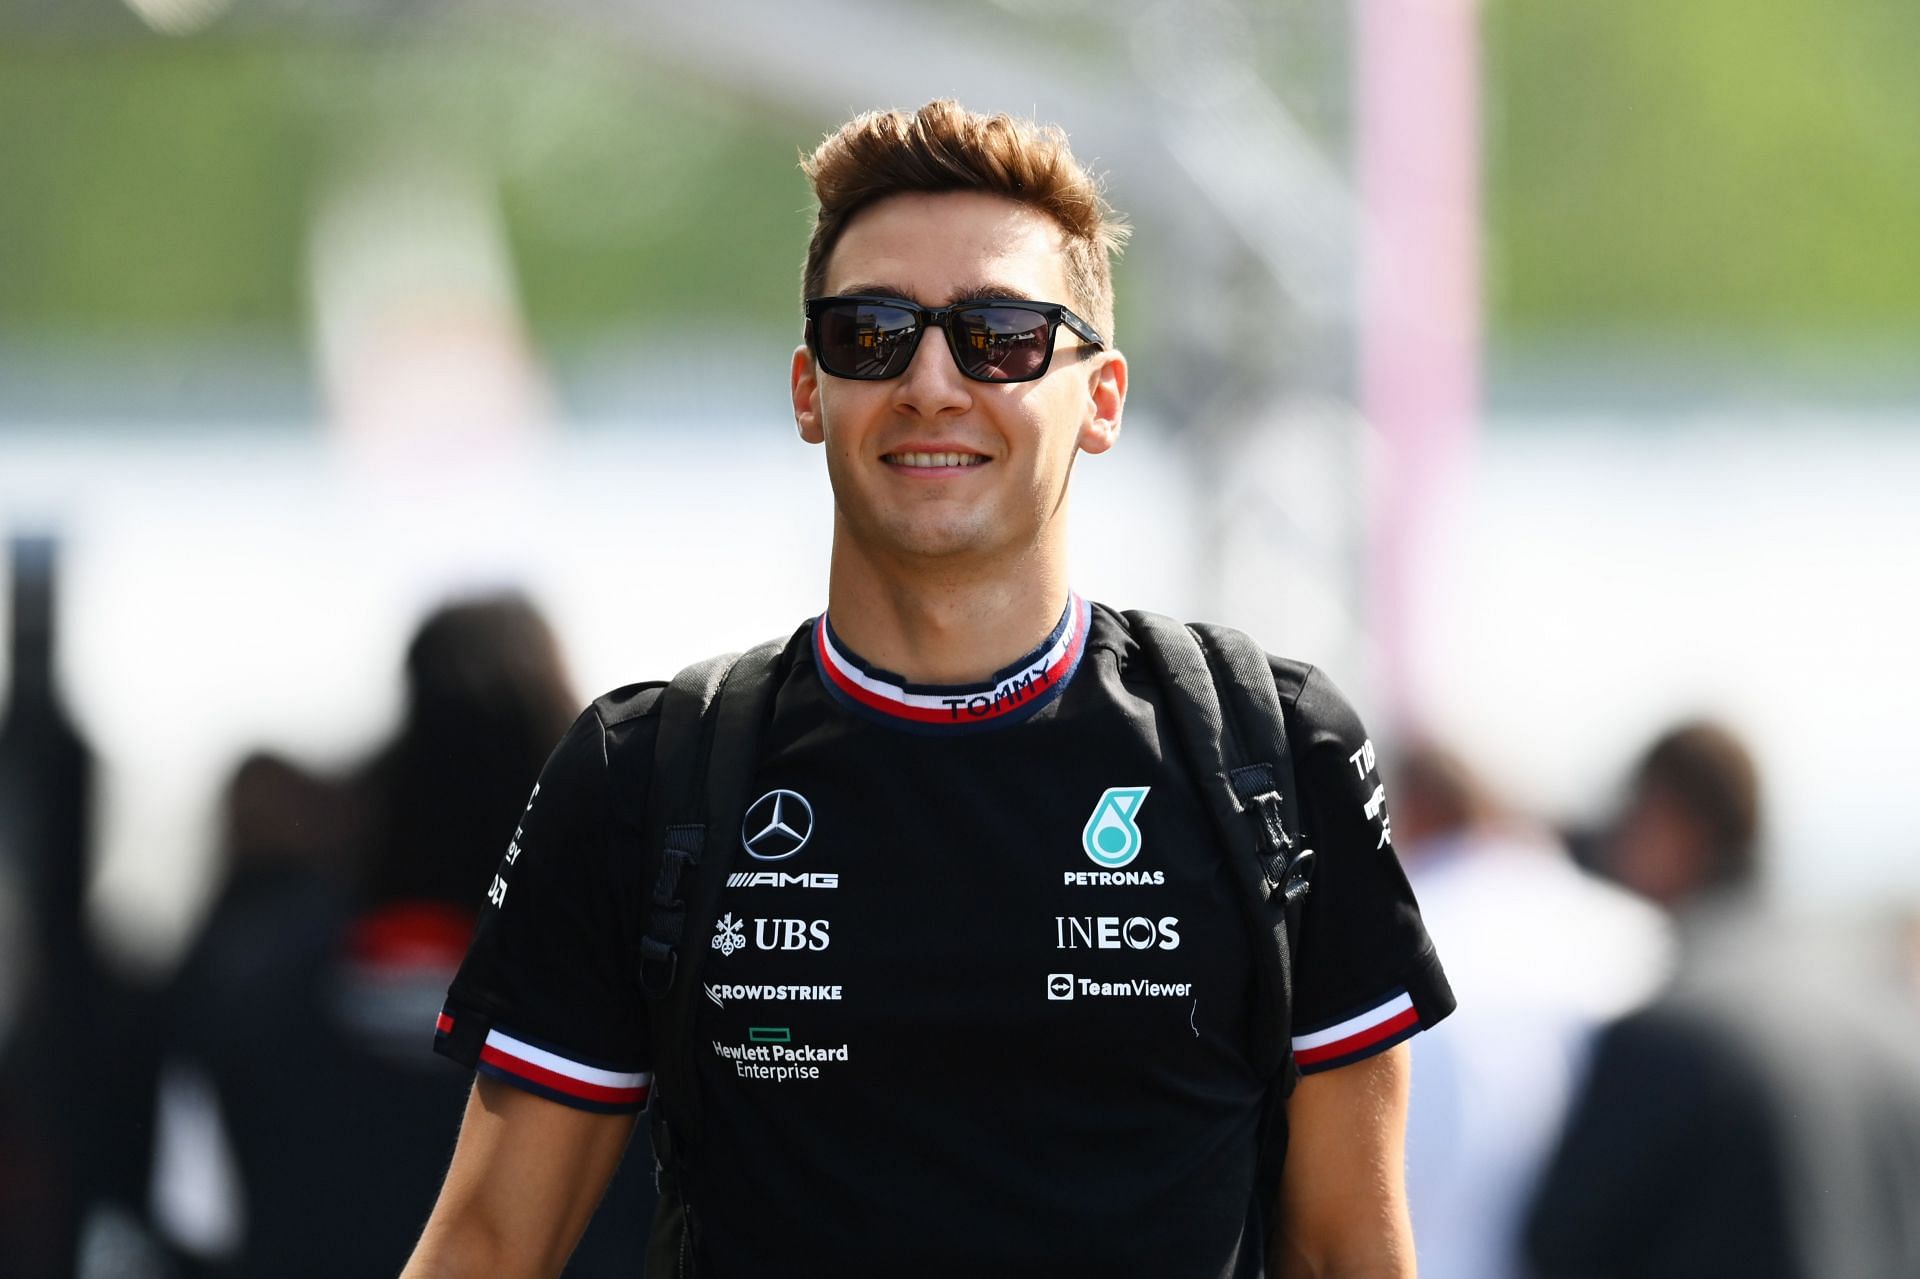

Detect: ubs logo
742,790,814,861
712,913,831,954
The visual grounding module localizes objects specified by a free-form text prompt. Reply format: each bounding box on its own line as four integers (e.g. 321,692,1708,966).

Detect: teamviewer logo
1047,973,1075,1001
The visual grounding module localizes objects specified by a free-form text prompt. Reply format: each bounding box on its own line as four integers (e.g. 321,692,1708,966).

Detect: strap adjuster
639,936,679,998
1282,847,1316,905
651,846,693,909
640,824,706,998
1227,763,1311,899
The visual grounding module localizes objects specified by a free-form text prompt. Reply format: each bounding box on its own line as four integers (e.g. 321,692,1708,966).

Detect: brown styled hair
800,100,1129,342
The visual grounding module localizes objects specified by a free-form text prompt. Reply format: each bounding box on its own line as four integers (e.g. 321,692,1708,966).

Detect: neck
823,529,1071,685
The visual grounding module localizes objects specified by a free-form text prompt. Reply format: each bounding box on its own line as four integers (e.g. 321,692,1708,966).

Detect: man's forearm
398,1078,635,1279
400,1209,518,1279
1272,1216,1415,1279
1272,1246,1415,1279
1271,1044,1417,1279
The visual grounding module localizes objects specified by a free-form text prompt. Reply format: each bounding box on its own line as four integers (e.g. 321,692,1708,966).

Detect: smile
883,451,989,469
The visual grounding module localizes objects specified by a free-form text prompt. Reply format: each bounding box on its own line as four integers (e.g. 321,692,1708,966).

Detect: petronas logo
1082,787,1150,868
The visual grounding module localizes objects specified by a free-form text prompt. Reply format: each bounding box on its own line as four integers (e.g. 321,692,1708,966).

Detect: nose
889,322,974,418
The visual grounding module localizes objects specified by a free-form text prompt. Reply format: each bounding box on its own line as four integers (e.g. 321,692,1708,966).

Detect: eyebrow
832,282,1040,305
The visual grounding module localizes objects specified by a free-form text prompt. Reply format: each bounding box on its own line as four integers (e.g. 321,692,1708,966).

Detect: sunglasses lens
815,302,920,379
951,306,1053,381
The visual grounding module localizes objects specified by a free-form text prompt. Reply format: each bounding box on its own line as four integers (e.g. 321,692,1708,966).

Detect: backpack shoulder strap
1185,621,1315,909
637,652,741,997
638,637,784,1269
638,637,789,986
1124,612,1319,1242
1121,611,1316,1072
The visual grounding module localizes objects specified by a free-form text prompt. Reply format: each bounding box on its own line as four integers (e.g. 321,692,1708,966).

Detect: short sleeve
432,703,656,1114
1283,666,1455,1075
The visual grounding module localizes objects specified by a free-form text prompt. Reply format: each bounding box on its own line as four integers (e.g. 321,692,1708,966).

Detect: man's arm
401,1076,637,1279
1270,1043,1414,1279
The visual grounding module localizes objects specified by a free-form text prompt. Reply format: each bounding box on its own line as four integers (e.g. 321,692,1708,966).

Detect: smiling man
401,102,1453,1278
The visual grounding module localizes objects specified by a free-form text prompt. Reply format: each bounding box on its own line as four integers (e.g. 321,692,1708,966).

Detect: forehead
824,190,1074,304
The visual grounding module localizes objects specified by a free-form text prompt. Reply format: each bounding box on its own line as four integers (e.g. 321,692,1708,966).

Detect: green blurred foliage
1487,0,1920,342
4,5,1917,354
0,18,812,345
0,37,319,337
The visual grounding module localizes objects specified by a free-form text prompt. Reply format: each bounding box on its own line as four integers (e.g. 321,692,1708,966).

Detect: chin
878,512,1012,561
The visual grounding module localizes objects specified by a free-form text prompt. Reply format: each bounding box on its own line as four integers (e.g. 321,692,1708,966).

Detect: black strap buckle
1228,765,1300,890
640,824,706,999
652,846,693,910
639,935,679,998
1281,847,1316,905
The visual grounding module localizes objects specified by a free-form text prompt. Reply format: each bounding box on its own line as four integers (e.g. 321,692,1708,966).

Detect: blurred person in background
150,750,353,1273
153,594,654,1277
1393,738,1667,1279
1603,720,1762,915
0,837,58,1273
0,532,168,1279
1527,721,1920,1279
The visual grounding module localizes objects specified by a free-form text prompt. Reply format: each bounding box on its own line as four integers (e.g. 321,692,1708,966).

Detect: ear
1076,350,1127,456
791,343,824,445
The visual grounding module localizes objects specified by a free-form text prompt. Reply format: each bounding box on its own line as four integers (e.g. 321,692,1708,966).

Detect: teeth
891,451,985,468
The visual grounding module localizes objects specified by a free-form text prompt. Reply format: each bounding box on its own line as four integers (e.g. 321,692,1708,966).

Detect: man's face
791,191,1126,568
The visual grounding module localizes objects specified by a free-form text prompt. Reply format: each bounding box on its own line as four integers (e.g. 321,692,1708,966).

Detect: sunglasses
804,294,1106,384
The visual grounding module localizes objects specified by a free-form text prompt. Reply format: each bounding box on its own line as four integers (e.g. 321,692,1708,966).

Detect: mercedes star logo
741,789,815,861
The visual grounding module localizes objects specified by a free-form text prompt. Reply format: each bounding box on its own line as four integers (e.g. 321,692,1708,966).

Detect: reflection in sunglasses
808,295,1099,383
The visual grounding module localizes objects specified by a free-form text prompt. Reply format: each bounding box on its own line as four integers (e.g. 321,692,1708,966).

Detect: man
1390,739,1668,1279
1526,722,1920,1279
403,101,1453,1277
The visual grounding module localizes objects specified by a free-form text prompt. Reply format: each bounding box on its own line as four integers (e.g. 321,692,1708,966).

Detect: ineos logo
1054,916,1182,951
742,789,814,861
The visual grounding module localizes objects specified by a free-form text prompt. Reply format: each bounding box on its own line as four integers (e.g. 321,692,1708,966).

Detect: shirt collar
811,593,1090,733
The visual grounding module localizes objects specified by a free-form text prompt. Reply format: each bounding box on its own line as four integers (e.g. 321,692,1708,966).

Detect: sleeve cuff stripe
475,1062,648,1115
481,1028,648,1090
1294,1015,1422,1075
1293,1002,1419,1066
1292,990,1415,1052
477,1039,652,1107
478,1044,652,1106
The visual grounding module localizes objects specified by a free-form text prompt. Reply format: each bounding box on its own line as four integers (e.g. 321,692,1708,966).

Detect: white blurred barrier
2,406,1916,968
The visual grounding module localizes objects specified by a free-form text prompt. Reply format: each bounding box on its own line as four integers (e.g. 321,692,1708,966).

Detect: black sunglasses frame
803,294,1106,384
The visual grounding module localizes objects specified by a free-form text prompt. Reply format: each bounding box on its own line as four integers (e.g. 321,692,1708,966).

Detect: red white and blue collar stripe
813,593,1091,732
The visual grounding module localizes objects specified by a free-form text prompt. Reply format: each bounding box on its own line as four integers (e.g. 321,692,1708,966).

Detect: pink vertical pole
1357,0,1482,719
